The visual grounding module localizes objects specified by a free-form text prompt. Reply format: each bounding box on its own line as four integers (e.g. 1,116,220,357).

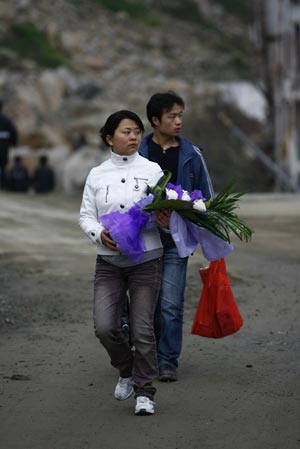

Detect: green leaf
146,171,172,200
143,179,253,244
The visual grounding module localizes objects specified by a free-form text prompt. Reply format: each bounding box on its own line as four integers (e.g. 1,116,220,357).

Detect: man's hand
156,209,172,229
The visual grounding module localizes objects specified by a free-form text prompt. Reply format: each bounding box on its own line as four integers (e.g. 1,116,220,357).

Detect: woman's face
106,118,142,156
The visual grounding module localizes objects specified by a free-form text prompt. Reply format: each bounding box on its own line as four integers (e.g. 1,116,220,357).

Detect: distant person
6,156,30,192
0,100,18,189
73,133,87,151
32,155,55,193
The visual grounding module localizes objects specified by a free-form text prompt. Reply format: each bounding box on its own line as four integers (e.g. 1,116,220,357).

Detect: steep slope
0,0,268,191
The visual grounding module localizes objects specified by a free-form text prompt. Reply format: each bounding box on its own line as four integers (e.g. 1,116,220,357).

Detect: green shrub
91,0,160,25
0,23,70,67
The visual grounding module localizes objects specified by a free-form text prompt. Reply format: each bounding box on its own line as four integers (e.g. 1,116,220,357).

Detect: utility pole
258,0,300,191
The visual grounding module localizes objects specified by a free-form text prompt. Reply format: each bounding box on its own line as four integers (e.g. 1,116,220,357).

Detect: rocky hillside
0,0,269,192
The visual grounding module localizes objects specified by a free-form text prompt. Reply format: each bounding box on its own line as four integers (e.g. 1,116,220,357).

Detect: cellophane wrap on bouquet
169,211,234,260
100,172,253,263
100,195,154,263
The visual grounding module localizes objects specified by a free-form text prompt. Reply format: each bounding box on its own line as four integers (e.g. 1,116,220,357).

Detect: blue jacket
139,134,214,200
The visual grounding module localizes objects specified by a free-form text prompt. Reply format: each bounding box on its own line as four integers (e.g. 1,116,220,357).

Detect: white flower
181,190,191,201
193,199,206,212
166,188,178,200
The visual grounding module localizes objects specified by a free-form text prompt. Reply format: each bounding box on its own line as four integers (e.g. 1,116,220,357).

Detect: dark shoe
121,322,130,337
121,319,133,347
159,364,177,382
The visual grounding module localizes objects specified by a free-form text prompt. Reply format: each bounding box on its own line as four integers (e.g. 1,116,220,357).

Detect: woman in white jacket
79,110,163,416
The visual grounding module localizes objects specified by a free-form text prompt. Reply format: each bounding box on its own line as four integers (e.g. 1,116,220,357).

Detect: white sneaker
135,396,155,415
114,376,134,401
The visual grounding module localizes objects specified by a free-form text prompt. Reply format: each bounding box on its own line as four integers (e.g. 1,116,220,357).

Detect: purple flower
166,182,183,199
190,189,205,201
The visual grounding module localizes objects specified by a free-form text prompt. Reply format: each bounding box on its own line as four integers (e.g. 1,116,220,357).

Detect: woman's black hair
100,110,145,146
146,91,184,128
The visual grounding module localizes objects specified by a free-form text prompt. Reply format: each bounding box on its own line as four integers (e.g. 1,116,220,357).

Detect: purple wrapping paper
100,196,234,263
169,211,234,261
100,204,150,263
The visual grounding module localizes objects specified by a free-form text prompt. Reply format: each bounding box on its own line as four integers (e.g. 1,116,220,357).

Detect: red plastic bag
191,258,243,338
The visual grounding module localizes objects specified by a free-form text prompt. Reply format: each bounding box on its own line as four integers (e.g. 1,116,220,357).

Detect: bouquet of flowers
100,172,253,263
143,171,253,244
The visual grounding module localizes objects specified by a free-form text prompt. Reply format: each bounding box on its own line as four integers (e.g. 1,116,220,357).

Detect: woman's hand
101,229,118,250
156,209,172,229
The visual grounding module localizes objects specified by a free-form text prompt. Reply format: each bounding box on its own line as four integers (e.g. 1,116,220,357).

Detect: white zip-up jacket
79,150,163,256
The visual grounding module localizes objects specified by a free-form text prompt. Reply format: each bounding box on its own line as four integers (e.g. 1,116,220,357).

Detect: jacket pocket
95,185,110,204
133,177,149,192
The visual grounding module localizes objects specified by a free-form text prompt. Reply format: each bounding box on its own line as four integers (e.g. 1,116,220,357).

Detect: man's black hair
40,155,48,165
146,91,185,128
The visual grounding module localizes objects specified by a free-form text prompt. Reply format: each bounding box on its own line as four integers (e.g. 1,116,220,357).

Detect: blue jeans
155,247,188,369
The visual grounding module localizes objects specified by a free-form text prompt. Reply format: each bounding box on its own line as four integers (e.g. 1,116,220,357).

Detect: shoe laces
118,376,132,386
137,396,155,405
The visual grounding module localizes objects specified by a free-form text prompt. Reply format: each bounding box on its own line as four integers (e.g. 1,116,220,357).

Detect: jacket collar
110,150,139,166
140,133,197,159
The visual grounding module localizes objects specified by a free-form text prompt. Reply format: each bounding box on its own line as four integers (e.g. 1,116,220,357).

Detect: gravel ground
0,191,300,449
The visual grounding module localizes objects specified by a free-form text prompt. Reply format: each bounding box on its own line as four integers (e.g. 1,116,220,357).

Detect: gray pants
93,256,162,399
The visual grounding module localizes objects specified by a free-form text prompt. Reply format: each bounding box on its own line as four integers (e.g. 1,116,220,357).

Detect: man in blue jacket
139,91,214,381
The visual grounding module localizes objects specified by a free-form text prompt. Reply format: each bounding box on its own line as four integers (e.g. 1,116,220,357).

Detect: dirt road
1,191,300,449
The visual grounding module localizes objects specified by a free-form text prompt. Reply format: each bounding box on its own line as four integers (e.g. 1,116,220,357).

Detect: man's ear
152,116,160,127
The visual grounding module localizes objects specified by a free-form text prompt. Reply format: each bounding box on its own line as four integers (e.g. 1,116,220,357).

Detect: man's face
153,103,183,137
